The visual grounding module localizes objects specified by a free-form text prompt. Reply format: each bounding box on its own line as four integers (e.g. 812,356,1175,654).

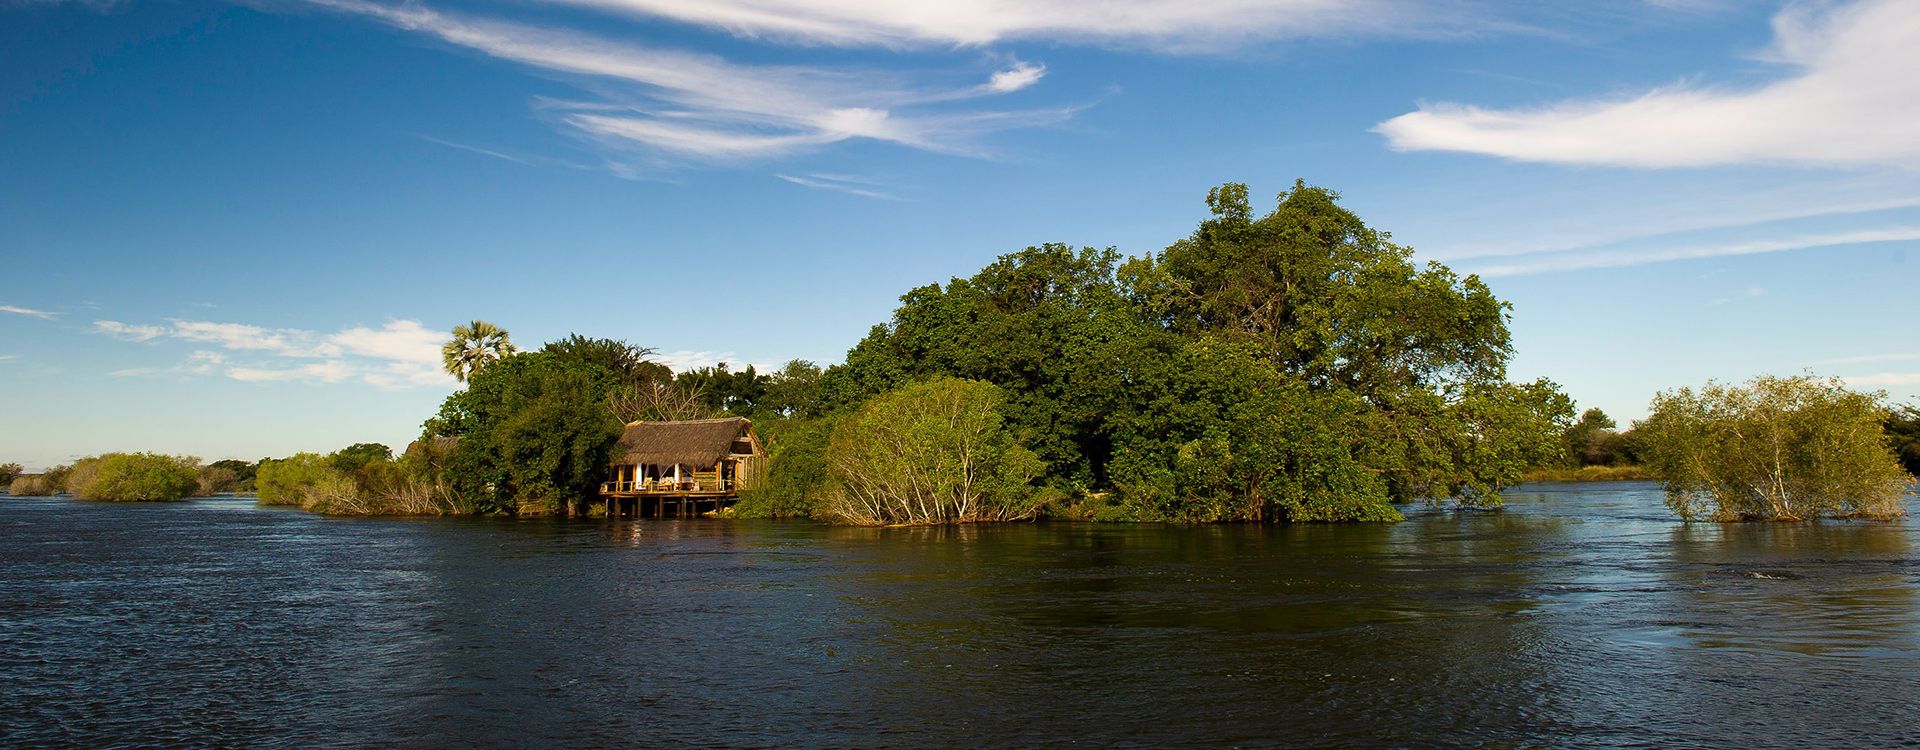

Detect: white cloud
775,172,906,200
171,320,325,356
1708,286,1767,306
327,320,444,365
95,317,455,389
1376,0,1920,168
1,304,57,320
225,361,356,385
0,354,19,362
305,0,1078,164
534,0,1475,49
986,61,1045,93
93,320,168,341
653,349,777,373
1466,226,1920,276
1842,371,1920,386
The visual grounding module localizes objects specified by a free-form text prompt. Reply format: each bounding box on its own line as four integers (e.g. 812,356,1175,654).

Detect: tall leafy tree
819,244,1177,488
1122,181,1510,393
442,320,517,383
542,334,669,385
1123,181,1552,505
428,352,623,514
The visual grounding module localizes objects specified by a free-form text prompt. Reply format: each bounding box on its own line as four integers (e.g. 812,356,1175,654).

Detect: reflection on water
2,483,1918,748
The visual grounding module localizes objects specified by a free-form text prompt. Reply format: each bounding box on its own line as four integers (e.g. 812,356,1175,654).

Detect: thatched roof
612,417,758,468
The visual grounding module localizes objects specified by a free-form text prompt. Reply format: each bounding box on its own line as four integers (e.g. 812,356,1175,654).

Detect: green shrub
820,378,1045,525
256,453,335,506
733,417,834,519
8,475,54,496
1641,375,1913,521
68,453,202,502
256,447,463,516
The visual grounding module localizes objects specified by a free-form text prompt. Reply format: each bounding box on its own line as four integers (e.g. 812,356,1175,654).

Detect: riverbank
1519,465,1654,483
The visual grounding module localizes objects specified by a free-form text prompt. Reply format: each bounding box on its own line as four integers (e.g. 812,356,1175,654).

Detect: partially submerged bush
67,453,202,502
732,417,833,519
1640,375,1914,521
821,378,1044,525
257,446,463,515
8,475,54,496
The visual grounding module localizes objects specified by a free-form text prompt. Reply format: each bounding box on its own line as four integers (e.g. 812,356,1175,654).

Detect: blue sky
4,0,1917,470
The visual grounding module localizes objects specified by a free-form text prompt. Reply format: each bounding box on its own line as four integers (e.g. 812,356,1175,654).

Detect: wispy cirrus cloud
304,0,1076,166
1,304,57,320
1810,352,1920,366
96,318,453,389
1464,226,1920,277
1376,0,1920,168
534,0,1488,50
775,172,905,200
94,320,168,341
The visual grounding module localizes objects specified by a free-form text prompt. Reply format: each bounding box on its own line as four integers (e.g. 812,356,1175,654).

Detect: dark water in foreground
3,484,1918,749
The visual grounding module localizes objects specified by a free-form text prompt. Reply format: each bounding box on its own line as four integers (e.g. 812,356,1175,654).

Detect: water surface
3,483,1917,748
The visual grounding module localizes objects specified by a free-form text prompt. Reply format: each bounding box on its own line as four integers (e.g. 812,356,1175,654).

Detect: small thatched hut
602,417,764,502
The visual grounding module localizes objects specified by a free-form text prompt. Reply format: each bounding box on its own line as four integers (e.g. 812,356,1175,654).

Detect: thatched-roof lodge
601,417,764,518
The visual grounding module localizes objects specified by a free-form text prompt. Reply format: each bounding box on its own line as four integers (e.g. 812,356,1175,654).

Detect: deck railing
600,475,730,494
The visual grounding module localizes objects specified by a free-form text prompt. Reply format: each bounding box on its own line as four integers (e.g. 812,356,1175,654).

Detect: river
3,482,1917,748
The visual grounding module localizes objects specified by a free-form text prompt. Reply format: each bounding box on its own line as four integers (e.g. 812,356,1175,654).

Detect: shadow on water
3,489,1919,748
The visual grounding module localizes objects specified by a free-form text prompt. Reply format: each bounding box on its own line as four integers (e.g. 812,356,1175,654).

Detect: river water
3,482,1917,748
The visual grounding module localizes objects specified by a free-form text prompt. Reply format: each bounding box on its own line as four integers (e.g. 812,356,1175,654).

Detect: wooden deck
598,481,738,519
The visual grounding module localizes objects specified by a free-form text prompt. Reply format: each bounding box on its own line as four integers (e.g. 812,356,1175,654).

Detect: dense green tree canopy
813,182,1568,521
327,443,393,475
429,351,623,514
543,334,669,385
820,244,1176,488
1122,181,1511,394
1888,404,1920,477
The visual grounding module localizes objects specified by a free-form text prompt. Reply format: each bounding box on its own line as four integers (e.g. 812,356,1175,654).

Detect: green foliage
1122,180,1511,394
543,334,669,385
759,360,827,419
0,462,21,486
9,475,54,496
677,362,771,416
820,378,1046,525
197,466,240,495
1560,408,1640,467
257,447,463,515
67,453,202,502
429,351,623,514
732,416,833,518
809,182,1566,522
1108,336,1397,522
820,244,1176,489
1888,404,1920,477
257,453,335,506
1640,375,1912,521
207,459,258,488
328,443,393,475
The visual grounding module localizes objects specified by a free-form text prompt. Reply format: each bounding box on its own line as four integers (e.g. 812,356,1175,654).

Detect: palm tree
442,320,516,383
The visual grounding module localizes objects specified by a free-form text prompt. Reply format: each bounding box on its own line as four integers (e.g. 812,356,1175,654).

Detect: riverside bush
1640,375,1913,521
821,378,1045,525
67,453,201,502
